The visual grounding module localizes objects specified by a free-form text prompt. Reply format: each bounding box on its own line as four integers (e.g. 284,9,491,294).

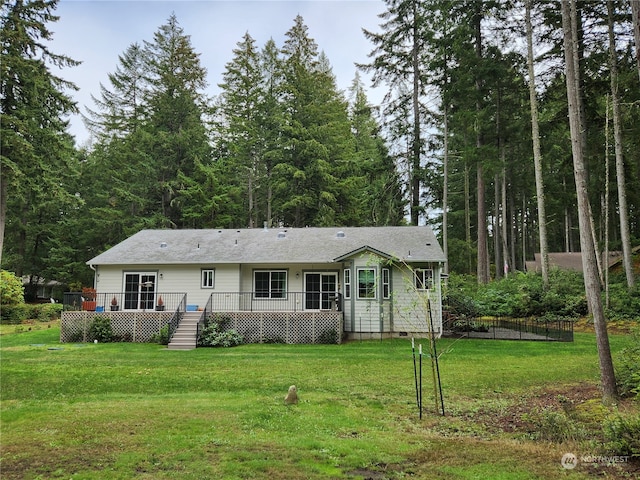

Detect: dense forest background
2,0,639,299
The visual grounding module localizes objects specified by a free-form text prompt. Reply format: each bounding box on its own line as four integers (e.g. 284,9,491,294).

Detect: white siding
349,254,383,332
390,265,442,335
94,264,241,309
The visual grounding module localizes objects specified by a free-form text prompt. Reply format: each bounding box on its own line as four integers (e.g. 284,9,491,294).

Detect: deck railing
205,291,343,313
167,294,187,340
63,292,187,313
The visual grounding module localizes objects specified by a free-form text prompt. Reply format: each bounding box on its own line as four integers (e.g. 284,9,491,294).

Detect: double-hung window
382,268,390,299
357,268,376,299
344,269,351,299
415,268,433,290
254,271,287,298
201,269,215,288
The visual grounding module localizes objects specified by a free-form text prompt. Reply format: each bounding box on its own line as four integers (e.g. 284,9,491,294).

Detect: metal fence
205,291,342,313
442,314,574,342
63,292,187,313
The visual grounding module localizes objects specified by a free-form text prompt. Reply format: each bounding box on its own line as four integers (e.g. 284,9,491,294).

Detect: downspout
349,261,355,332
389,262,394,336
378,262,384,335
89,264,97,289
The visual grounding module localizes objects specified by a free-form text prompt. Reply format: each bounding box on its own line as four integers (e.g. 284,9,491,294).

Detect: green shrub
318,328,339,344
0,304,29,324
445,270,589,319
603,414,640,457
89,315,113,343
36,303,63,321
615,327,640,398
1,302,63,324
150,325,170,345
1,270,24,306
605,282,640,321
198,314,243,348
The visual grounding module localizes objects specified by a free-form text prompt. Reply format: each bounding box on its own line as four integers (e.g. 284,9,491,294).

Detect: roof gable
87,226,446,266
333,245,396,262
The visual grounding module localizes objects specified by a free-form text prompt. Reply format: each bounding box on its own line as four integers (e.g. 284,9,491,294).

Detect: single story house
62,226,446,345
22,275,63,302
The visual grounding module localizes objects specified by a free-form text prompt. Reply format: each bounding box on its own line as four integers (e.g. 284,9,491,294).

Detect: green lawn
0,328,636,479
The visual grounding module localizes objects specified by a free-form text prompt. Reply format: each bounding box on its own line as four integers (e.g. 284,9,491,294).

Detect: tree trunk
631,0,640,82
474,5,489,284
608,0,635,289
508,188,515,270
0,172,6,264
526,0,550,289
443,104,449,274
494,89,502,280
411,0,421,226
501,167,509,277
562,0,618,405
494,172,501,279
477,163,489,283
604,94,611,308
248,167,254,228
465,163,472,273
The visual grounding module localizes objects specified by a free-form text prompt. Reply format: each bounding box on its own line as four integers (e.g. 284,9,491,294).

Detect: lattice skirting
214,311,343,344
61,311,174,343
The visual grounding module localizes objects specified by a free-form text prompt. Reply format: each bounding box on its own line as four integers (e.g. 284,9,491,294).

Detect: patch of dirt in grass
493,383,602,433
0,446,115,480
463,383,640,479
574,318,636,334
346,462,417,479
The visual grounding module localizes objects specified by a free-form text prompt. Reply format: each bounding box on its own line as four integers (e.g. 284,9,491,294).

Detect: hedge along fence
1,303,63,324
60,311,176,343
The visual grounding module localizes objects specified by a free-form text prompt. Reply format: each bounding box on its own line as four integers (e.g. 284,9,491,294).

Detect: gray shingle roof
87,226,446,265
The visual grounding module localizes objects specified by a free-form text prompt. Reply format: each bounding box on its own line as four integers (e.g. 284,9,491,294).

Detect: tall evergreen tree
217,32,267,228
562,0,617,405
275,15,351,227
360,0,431,226
526,0,550,288
0,0,79,290
80,42,155,239
258,38,285,226
348,73,405,225
84,42,148,139
607,0,635,289
143,14,211,228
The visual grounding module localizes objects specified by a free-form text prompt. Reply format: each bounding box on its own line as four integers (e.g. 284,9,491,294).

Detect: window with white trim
344,269,351,299
415,268,433,290
357,268,376,299
254,270,287,298
382,268,390,299
201,269,215,288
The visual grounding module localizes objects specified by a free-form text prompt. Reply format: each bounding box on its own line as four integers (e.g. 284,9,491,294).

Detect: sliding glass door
124,273,156,310
304,273,337,310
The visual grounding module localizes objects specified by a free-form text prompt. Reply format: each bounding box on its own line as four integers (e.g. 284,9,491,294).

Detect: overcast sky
50,0,388,146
